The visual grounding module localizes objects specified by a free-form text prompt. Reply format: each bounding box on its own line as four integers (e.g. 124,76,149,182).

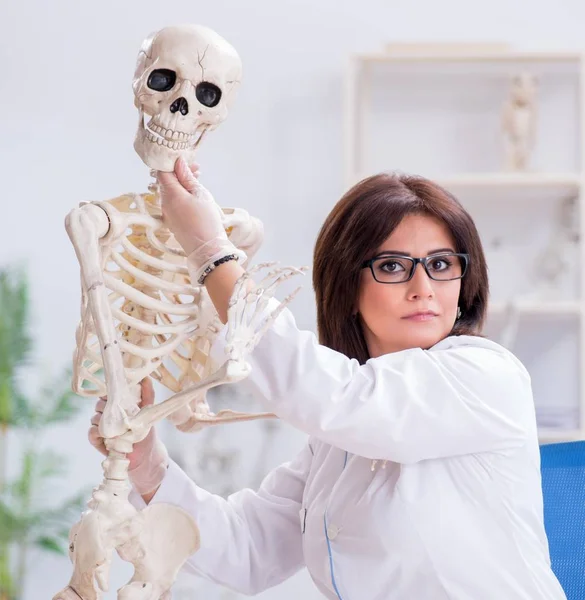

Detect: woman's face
356,213,462,357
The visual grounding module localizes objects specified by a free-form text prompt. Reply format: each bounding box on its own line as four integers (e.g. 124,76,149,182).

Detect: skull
510,72,538,105
132,24,242,171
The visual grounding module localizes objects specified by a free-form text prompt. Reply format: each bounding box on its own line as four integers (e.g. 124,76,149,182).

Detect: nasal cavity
170,97,189,116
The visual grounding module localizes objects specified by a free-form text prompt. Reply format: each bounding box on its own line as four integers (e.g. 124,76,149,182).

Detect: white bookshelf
356,50,582,64
344,45,585,443
350,172,581,201
489,300,582,316
435,173,581,193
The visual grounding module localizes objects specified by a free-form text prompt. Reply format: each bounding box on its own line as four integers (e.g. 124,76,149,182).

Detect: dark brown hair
313,172,489,364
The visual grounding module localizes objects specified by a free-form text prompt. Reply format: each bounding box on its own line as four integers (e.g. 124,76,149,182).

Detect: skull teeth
146,121,196,143
145,131,192,150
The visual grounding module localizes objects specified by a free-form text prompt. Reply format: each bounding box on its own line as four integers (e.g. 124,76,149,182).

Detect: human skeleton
53,24,303,600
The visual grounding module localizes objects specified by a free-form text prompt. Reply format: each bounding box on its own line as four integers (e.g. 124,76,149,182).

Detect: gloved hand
157,157,246,284
88,378,169,496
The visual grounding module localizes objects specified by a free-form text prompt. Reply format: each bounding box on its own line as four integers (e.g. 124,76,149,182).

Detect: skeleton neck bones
53,24,306,600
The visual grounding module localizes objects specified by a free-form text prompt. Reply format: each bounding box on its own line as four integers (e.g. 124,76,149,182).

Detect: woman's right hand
88,378,169,496
157,158,245,286
157,158,228,258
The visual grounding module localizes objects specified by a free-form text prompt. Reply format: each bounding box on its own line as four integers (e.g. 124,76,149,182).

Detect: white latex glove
157,157,246,284
88,378,169,496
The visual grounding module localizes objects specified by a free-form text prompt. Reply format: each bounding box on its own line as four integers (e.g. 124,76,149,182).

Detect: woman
90,159,566,599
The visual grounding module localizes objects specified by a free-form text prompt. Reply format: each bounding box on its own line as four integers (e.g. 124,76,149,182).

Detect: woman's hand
88,378,169,498
157,157,244,283
156,158,223,257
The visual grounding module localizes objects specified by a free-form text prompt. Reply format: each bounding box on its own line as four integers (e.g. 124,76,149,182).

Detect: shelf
435,172,581,194
489,300,581,316
539,429,584,444
349,172,582,199
351,48,582,82
345,44,585,450
357,51,583,64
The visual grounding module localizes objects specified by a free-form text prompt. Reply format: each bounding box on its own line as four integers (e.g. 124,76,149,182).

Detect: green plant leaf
26,448,65,482
41,375,82,426
0,381,10,429
34,536,66,555
0,266,90,590
0,267,32,371
36,490,89,525
0,558,16,599
0,266,32,430
11,370,82,431
12,449,34,503
9,390,35,428
0,500,26,542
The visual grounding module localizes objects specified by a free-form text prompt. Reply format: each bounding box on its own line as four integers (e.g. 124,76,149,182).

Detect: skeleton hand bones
104,263,306,449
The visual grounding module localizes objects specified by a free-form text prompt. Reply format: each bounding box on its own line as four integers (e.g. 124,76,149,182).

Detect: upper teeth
145,121,196,149
145,132,191,149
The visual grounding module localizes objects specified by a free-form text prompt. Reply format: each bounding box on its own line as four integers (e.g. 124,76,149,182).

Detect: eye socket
147,69,177,92
196,82,222,107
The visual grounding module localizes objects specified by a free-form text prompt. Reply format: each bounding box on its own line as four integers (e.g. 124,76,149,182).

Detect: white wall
1,0,585,598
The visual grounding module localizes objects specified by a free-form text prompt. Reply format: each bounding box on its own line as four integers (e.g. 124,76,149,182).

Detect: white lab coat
130,302,567,599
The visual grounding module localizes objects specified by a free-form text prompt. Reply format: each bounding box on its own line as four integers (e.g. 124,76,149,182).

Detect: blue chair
540,440,585,599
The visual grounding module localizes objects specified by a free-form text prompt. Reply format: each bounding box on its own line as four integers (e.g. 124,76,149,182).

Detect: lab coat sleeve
128,441,311,596
211,301,535,464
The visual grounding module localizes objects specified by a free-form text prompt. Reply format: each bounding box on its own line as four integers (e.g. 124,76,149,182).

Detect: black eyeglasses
361,252,469,284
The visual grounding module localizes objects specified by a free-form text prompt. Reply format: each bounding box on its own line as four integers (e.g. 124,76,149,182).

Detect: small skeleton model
501,72,538,171
531,195,578,298
53,24,305,600
495,196,578,349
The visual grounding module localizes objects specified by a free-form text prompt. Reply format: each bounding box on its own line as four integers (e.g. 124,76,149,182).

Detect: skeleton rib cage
73,188,209,396
71,187,274,433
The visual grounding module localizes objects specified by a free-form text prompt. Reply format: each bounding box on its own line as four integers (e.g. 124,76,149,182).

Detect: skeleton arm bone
65,203,134,438
114,360,239,448
222,207,264,264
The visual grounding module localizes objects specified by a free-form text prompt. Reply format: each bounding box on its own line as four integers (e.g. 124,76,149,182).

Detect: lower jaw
134,131,197,171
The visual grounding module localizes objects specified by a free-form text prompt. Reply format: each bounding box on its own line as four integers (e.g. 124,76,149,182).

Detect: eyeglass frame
361,252,470,284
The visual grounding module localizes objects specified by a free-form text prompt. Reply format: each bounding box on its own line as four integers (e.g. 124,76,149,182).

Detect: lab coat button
327,524,339,540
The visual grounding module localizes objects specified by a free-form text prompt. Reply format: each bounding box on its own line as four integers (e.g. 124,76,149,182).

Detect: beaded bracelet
198,253,239,285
